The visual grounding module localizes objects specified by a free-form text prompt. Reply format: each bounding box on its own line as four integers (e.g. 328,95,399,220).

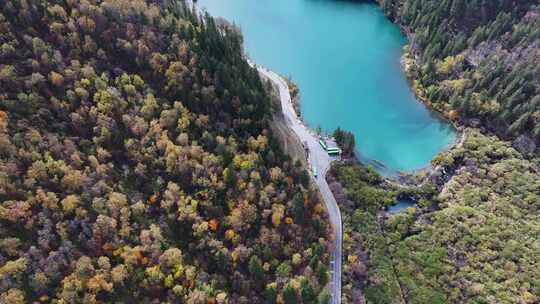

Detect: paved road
191,2,343,299
255,64,343,304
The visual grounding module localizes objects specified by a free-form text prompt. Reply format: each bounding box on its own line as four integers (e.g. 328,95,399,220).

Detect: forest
381,0,540,147
0,0,332,303
330,130,540,303
329,0,540,303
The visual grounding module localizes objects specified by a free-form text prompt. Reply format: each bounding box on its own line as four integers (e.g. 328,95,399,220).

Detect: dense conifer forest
0,1,332,303
382,0,540,147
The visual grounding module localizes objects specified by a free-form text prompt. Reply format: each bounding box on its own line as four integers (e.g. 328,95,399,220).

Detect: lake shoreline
196,0,461,187
262,46,465,187
386,44,468,185
268,57,465,186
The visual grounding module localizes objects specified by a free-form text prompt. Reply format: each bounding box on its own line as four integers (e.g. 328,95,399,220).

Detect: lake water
197,0,456,173
387,199,416,214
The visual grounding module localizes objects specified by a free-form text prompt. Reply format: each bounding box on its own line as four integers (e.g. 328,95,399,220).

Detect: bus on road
327,147,341,156
320,139,341,156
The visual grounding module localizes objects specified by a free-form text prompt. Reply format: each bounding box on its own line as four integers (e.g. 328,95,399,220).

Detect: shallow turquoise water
388,199,416,214
198,0,456,173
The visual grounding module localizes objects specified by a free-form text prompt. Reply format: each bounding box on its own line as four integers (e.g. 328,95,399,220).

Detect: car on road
312,167,318,178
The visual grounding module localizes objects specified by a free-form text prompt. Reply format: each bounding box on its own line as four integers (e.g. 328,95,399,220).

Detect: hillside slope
0,1,331,303
332,130,540,304
332,1,540,303
381,0,540,149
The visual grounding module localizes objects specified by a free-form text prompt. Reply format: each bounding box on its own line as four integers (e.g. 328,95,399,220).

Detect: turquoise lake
388,199,416,214
198,0,456,173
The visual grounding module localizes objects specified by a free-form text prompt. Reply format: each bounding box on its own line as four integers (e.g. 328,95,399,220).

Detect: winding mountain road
255,64,343,304
192,0,343,298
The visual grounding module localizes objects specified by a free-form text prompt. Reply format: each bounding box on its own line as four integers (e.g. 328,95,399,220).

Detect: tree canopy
0,0,331,302
384,0,540,144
